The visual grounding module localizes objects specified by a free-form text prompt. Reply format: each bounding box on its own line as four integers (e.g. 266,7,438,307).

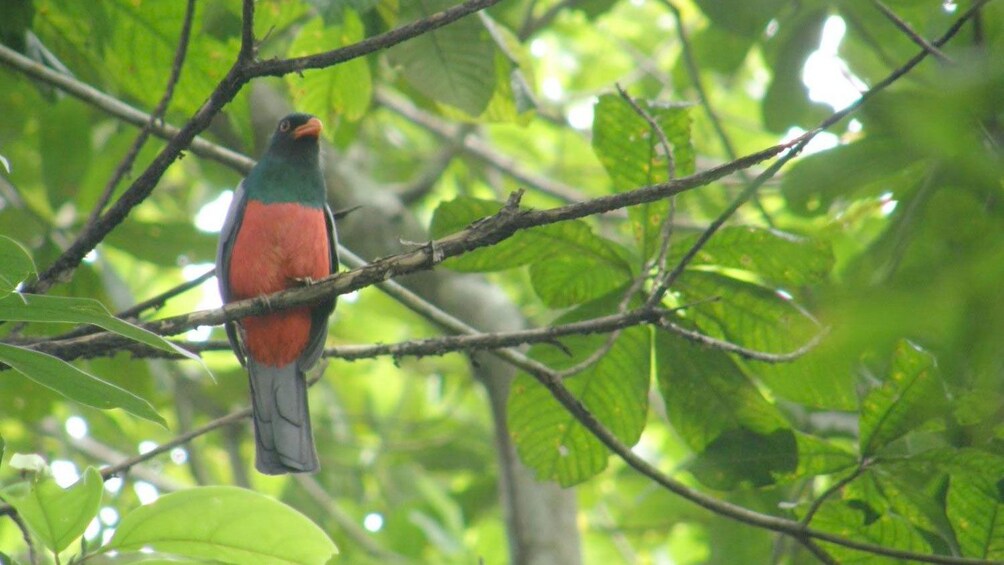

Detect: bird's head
264,113,323,164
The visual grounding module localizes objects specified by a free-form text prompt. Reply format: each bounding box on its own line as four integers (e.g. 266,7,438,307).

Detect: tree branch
15,0,502,295
872,0,953,63
82,0,197,232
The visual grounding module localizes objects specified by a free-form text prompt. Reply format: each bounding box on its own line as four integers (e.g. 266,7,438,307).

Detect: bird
216,113,337,474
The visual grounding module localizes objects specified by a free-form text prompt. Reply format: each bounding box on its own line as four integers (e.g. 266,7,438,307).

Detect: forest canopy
1,1,1004,564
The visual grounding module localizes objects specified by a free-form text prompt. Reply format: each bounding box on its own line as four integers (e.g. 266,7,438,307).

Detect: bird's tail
247,360,319,474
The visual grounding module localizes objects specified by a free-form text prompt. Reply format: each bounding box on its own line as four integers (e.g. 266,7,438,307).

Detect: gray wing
216,181,249,367
297,202,338,372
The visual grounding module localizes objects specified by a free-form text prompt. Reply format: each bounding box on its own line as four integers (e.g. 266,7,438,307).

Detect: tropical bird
216,113,337,474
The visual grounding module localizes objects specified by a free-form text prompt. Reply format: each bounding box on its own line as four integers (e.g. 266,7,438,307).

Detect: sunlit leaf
668,226,834,289
430,197,633,305
287,12,372,126
675,270,854,409
859,341,943,456
945,450,1004,559
592,93,694,259
3,467,103,553
509,293,649,486
0,235,35,295
106,486,338,564
811,501,931,562
0,293,200,362
387,0,496,115
0,343,166,425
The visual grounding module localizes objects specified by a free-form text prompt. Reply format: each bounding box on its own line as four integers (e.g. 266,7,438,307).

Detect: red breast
228,200,331,367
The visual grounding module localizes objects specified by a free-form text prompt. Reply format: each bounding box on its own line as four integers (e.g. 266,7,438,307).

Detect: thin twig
100,407,250,480
614,82,680,291
295,475,410,563
82,0,197,232
4,509,37,565
872,0,953,63
662,0,774,227
800,461,870,526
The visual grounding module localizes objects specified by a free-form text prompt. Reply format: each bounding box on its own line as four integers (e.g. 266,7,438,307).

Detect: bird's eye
279,120,291,132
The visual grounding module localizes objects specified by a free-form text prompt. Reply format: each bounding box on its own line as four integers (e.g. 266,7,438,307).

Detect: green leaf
430,197,550,271
0,236,35,295
4,467,103,553
859,341,943,456
789,432,858,479
781,136,921,216
39,98,93,209
106,486,338,564
675,270,855,409
811,501,931,562
696,0,786,37
0,342,166,426
441,14,537,124
655,329,789,452
0,293,200,362
689,428,797,489
430,197,633,305
668,226,834,289
287,12,372,126
592,93,694,259
387,0,497,116
946,451,1004,559
655,328,796,488
508,294,650,486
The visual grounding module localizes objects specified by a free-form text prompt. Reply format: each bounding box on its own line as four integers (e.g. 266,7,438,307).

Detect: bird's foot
290,276,316,287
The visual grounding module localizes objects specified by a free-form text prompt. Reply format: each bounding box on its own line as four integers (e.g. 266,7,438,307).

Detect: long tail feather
247,360,319,474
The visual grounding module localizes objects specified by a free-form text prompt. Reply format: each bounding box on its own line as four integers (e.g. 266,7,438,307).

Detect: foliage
1,0,1003,564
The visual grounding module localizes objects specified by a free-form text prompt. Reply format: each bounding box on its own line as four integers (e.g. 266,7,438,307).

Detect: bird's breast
228,200,331,366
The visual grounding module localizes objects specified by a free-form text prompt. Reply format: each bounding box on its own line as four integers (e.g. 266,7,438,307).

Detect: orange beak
293,117,323,139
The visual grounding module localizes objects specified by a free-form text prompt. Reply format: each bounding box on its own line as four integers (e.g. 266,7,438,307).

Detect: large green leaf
689,427,797,489
655,329,796,488
667,226,834,289
387,0,497,116
859,341,943,456
2,467,103,553
591,93,694,259
945,450,1004,559
441,13,536,124
811,501,931,563
508,294,650,486
430,197,633,305
286,12,372,126
0,236,35,295
781,136,922,216
0,293,199,361
788,432,857,479
655,329,789,452
675,270,855,409
106,486,338,564
0,342,165,425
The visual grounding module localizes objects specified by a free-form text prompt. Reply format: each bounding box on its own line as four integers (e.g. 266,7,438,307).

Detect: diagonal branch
82,0,198,232
14,0,503,295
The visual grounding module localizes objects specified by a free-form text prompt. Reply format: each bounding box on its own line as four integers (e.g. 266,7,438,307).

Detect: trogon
216,113,337,474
